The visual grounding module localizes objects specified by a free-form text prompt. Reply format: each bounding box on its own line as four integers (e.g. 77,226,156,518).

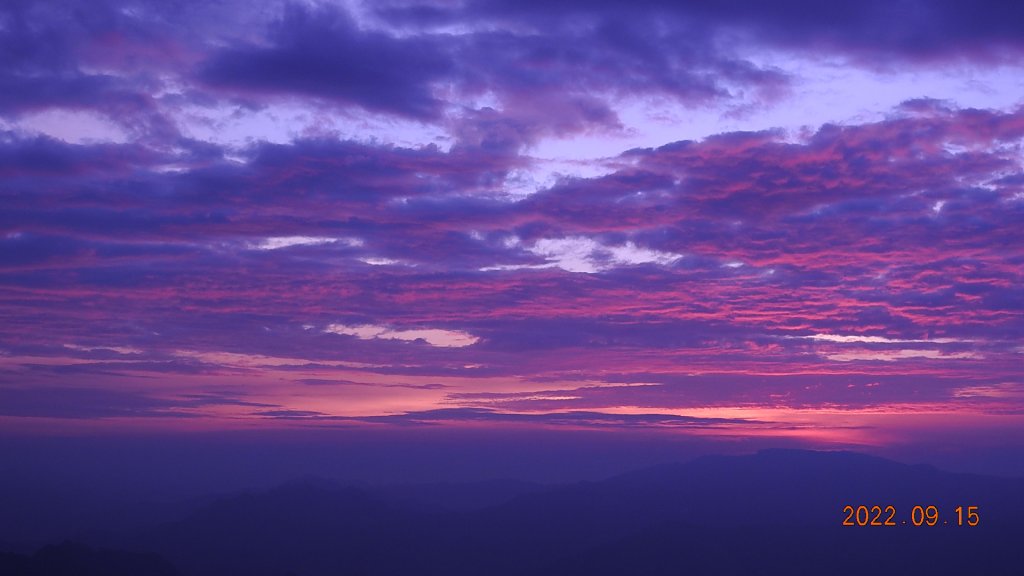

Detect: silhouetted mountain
377,478,547,512
271,475,547,512
86,450,1024,575
486,449,1024,529
537,449,1024,575
0,541,176,576
132,483,449,576
0,468,220,549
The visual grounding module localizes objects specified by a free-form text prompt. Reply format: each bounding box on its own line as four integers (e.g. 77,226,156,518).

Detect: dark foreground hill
0,541,177,576
17,450,1024,575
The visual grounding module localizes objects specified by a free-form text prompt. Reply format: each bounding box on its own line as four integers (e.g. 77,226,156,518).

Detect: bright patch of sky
532,58,1024,162
9,109,130,144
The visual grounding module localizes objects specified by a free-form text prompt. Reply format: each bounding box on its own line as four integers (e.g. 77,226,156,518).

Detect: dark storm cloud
200,4,453,120
3,0,1023,152
0,132,157,177
0,0,792,148
194,1,790,136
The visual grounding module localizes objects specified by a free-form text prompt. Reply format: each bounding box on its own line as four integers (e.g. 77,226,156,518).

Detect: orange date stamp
842,505,980,526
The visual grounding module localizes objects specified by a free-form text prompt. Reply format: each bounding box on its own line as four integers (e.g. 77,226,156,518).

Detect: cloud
823,350,980,362
62,344,143,355
323,324,479,348
486,236,683,273
953,383,1024,399
359,257,403,266
253,409,328,419
0,386,271,419
253,406,765,429
297,378,449,390
246,236,363,250
525,237,604,273
802,334,965,344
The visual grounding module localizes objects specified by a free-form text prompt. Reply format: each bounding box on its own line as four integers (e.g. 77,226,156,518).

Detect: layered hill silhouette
12,450,1024,575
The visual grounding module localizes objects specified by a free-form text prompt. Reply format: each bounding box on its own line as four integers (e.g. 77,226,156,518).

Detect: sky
1,0,1023,480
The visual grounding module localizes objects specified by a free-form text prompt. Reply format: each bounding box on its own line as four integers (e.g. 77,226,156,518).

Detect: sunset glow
1,1,1023,474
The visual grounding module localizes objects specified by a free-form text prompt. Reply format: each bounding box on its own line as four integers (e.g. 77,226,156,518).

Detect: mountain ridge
10,449,1022,575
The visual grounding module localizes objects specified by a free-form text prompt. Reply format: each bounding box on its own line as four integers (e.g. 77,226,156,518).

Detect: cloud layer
1,0,1022,451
